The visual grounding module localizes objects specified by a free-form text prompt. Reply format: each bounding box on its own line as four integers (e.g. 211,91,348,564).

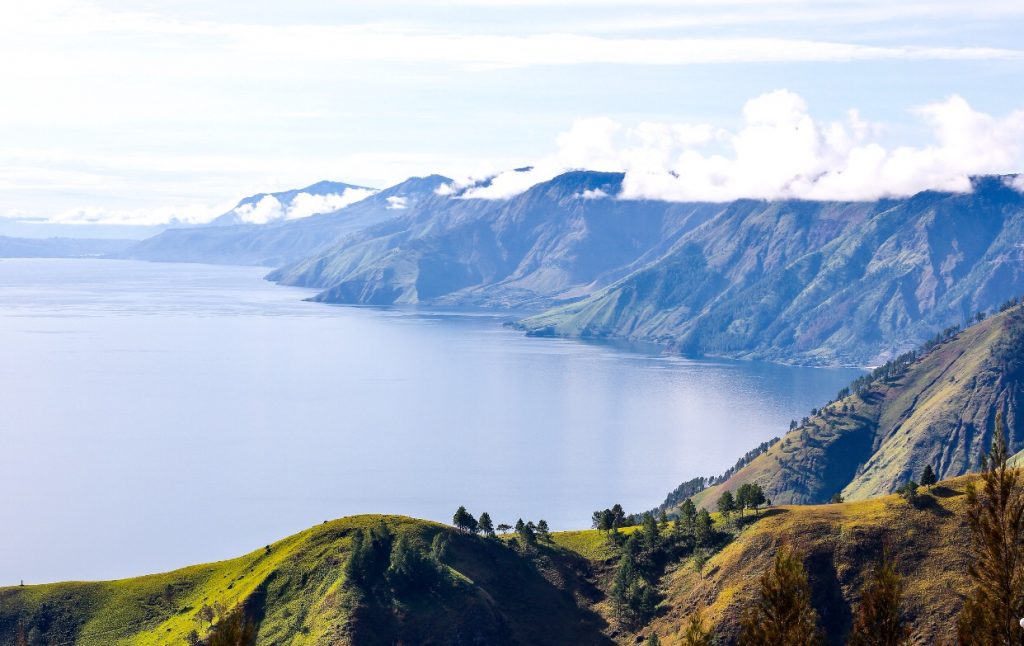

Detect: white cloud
33,186,380,227
577,188,610,199
47,203,230,227
285,188,377,219
230,195,284,224
1008,175,1024,193
230,188,378,224
386,196,409,209
453,91,1024,202
1,2,1019,80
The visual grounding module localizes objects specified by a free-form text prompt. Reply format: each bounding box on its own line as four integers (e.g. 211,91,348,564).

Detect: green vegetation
848,552,908,646
737,547,823,645
957,414,1024,645
687,300,1024,510
0,475,1012,644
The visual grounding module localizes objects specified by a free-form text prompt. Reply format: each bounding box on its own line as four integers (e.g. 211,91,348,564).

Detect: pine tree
746,483,767,513
717,491,736,518
645,632,661,646
642,512,659,550
388,534,436,593
453,506,478,533
536,519,550,540
680,498,697,528
478,512,495,537
430,533,450,564
694,509,714,547
848,553,908,646
679,606,712,646
920,464,937,487
957,412,1024,645
658,509,669,533
344,530,369,585
516,519,536,547
738,546,823,645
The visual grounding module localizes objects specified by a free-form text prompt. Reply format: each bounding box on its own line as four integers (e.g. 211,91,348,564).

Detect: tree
184,630,201,646
645,633,661,646
736,482,767,515
896,480,919,504
717,491,736,518
536,519,550,540
453,506,478,533
345,530,368,584
679,606,712,646
680,498,697,528
516,518,536,547
694,509,714,547
738,546,823,646
609,548,657,625
957,412,1024,645
430,533,450,564
849,553,909,646
388,534,436,593
642,512,659,549
920,464,937,487
611,503,626,529
478,512,495,537
496,523,512,535
658,509,669,533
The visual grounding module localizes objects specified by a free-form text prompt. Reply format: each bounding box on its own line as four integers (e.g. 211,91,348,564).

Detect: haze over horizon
2,0,1024,227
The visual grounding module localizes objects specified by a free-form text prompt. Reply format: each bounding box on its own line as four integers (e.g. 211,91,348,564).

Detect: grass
688,305,1022,511
0,477,983,645
652,478,975,644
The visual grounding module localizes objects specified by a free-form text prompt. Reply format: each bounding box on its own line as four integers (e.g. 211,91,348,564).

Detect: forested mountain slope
268,171,718,310
688,300,1024,508
520,176,1024,365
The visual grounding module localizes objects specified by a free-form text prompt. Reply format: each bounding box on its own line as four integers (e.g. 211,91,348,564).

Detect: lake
0,259,863,583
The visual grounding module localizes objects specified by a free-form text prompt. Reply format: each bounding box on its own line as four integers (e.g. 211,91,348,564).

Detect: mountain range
120,171,1024,366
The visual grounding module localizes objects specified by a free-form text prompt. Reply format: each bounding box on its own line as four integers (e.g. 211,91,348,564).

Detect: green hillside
0,481,982,645
688,300,1024,509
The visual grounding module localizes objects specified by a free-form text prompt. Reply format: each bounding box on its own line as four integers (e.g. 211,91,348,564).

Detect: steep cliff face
690,302,1024,508
270,171,719,309
520,177,1024,365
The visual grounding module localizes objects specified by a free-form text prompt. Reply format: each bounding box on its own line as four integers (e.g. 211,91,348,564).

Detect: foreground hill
520,176,1024,365
687,299,1024,509
0,481,979,645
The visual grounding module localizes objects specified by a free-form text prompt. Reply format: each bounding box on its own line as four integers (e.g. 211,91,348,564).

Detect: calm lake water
0,259,862,583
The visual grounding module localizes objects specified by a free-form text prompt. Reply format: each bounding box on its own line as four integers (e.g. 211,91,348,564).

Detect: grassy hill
687,301,1024,509
0,479,982,645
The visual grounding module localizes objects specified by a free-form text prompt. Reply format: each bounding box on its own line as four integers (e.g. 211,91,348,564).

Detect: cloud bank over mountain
229,188,377,225
450,90,1024,202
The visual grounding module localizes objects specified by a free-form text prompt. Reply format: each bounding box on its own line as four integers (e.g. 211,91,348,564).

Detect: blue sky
1,0,1023,226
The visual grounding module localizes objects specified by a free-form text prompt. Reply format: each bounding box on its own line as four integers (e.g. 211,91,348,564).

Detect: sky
1,0,1023,228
